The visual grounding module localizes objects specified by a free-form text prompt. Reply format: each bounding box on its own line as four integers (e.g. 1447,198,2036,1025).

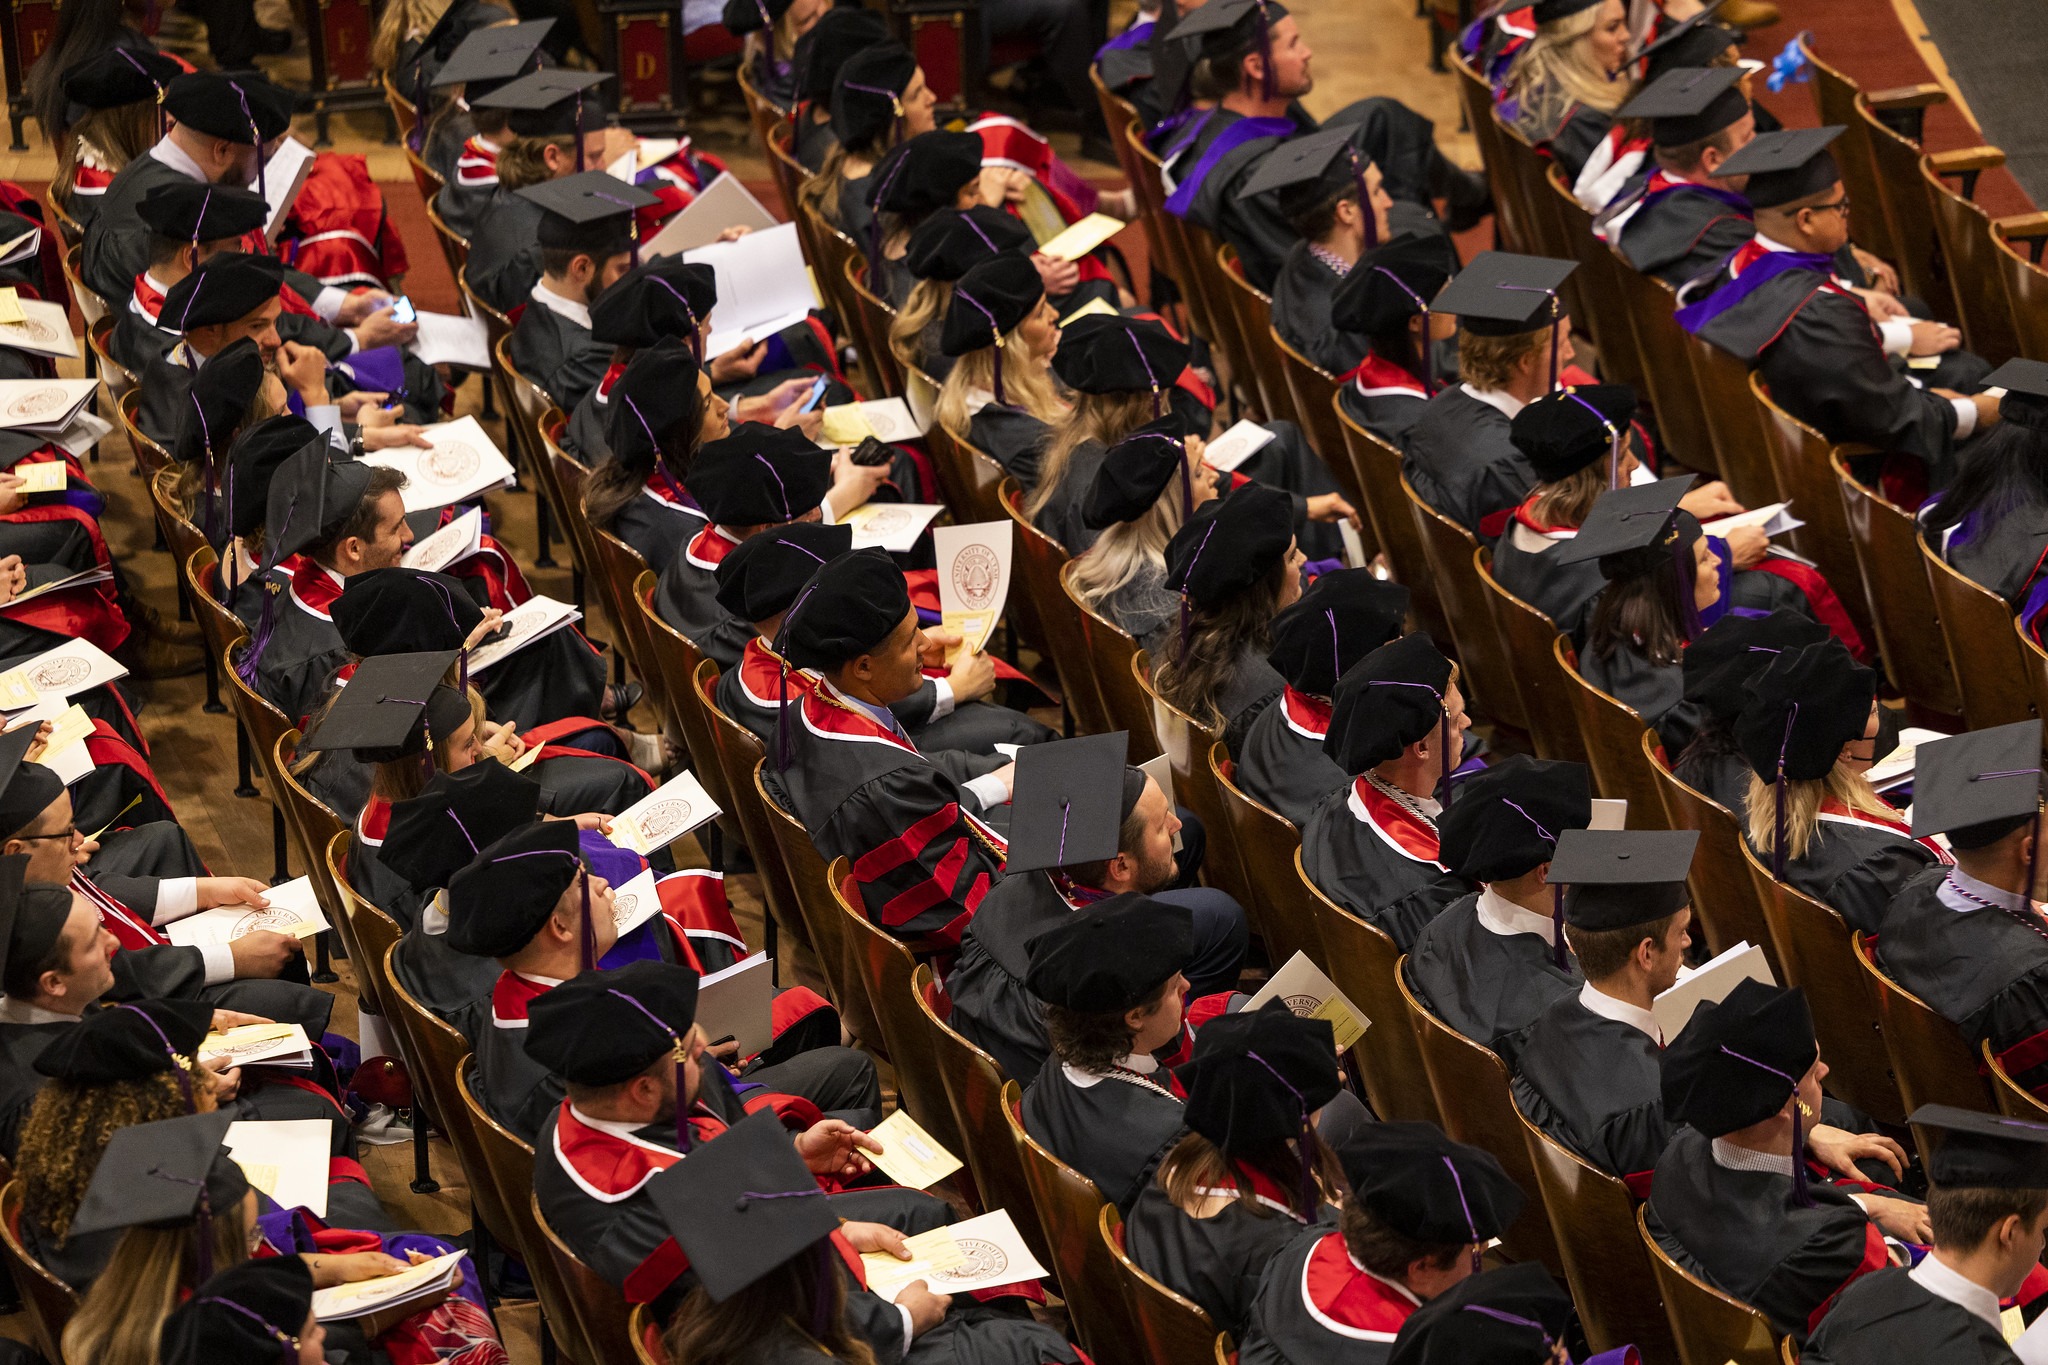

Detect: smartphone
850,436,892,467
389,296,417,325
797,375,830,414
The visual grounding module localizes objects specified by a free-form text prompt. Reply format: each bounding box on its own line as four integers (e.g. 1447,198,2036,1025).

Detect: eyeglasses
15,825,78,843
1808,197,1851,216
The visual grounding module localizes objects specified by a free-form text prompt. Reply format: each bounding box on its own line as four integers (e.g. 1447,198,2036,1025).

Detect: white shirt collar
529,280,593,329
1475,886,1557,945
149,134,210,184
423,888,450,935
1709,1136,1797,1177
0,996,83,1026
1754,231,1797,256
1578,980,1661,1043
1936,865,2029,915
1460,384,1527,420
1909,1252,2005,1330
566,1103,672,1144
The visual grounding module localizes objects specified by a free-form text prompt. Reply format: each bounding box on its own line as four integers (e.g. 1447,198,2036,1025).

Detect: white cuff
1878,318,1913,358
344,328,363,355
895,1302,914,1352
152,877,200,927
200,942,236,986
818,495,839,525
307,405,348,449
929,678,956,720
313,287,346,322
1951,395,1980,441
964,772,1010,810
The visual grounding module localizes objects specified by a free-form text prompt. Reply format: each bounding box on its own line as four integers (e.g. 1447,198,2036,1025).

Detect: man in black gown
1600,67,1758,288
504,173,653,413
463,70,615,315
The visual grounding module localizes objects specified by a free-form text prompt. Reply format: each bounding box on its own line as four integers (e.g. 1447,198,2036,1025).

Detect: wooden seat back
1210,742,1320,968
1798,35,1910,267
328,830,403,1020
1747,374,1875,643
1100,1203,1223,1365
1919,150,2021,365
1332,396,1446,638
1608,253,1720,482
1985,1039,2048,1122
1682,330,1780,512
118,387,172,479
845,257,906,399
1921,535,2036,728
272,733,351,975
1831,452,1963,720
0,1181,76,1363
1406,475,1527,732
696,665,810,965
1473,553,1587,765
1990,218,2048,363
1851,932,1995,1148
1642,733,1779,976
532,1189,636,1364
830,859,961,1153
1449,49,1524,251
1054,558,1139,746
1269,325,1366,510
1214,241,1290,418
1134,651,1249,906
88,314,137,401
1855,93,1954,318
1636,1205,1780,1365
1544,163,1647,396
995,478,1097,735
635,575,737,835
1553,637,1671,827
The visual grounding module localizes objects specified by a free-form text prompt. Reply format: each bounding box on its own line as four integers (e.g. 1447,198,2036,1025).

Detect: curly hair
1153,557,1291,730
21,1069,215,1242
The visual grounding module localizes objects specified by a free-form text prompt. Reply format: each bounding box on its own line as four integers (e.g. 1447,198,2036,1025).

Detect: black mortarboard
1163,483,1294,612
262,439,368,565
334,567,484,658
431,19,553,90
138,182,268,246
1717,126,1845,209
1024,892,1193,1011
1735,638,1876,784
722,0,792,36
777,548,911,671
62,48,181,111
867,131,984,216
382,758,544,894
1912,1104,2048,1189
1341,1121,1525,1246
1909,721,2042,846
1052,313,1189,397
1005,732,1136,874
1432,251,1576,337
1173,0,1289,73
1509,384,1638,484
1083,412,1192,529
941,252,1044,357
0,731,61,840
645,1110,841,1301
476,69,610,140
1618,66,1748,146
606,339,702,471
1323,632,1453,775
521,171,657,256
419,0,517,64
830,41,917,146
0,853,63,982
1552,828,1697,930
906,207,1033,283
687,423,832,528
526,960,699,1085
1553,475,1694,572
1330,231,1458,338
1530,0,1603,18
445,819,585,959
715,522,854,623
1387,1262,1574,1365
1661,978,1816,1137
162,1258,316,1365
1177,1002,1340,1156
68,1110,248,1238
590,257,718,348
1239,126,1375,240
795,8,890,105
229,417,318,538
34,998,213,1084
160,252,287,332
1986,357,2048,433
1439,756,1591,884
1680,608,1826,724
1266,569,1411,697
162,72,293,144
174,337,264,467
303,652,466,762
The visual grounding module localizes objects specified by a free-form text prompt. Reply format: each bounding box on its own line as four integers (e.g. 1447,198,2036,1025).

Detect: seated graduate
1600,66,1758,287
936,251,1071,486
1127,1004,1345,1338
1405,757,1590,1069
506,173,649,413
948,734,1249,1083
582,339,710,573
1670,609,1827,818
894,204,1036,382
714,523,1052,756
1647,980,1932,1344
1401,251,1580,540
1299,632,1475,951
1677,127,1998,497
1154,483,1303,738
1237,1122,1524,1364
1565,477,1722,756
800,41,937,247
1737,638,1941,934
1879,724,2048,1102
1020,893,1196,1213
1236,569,1410,826
764,548,1012,948
1067,413,1219,659
1384,1262,1602,1365
788,7,893,173
1495,0,1636,180
1263,127,1398,374
1924,361,2048,641
1805,1105,2048,1365
50,48,185,231
424,20,552,239
158,1258,328,1365
724,0,828,113
861,130,1001,305
1327,233,1459,445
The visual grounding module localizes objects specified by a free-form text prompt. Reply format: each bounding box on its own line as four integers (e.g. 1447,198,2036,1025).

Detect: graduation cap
1388,1262,1574,1365
1023,892,1193,1012
1618,66,1749,147
162,72,293,145
1169,0,1289,99
941,253,1044,402
1909,721,2042,851
1986,357,2048,433
1554,477,1699,618
1163,482,1295,618
1714,125,1845,209
1083,412,1194,529
1551,829,1699,970
520,170,658,259
794,7,890,106
261,439,372,569
302,652,466,767
590,257,718,352
419,0,517,63
1529,0,1603,20
1324,631,1455,785
0,728,61,840
866,131,985,218
174,336,264,482
333,567,485,665
445,819,594,965
1052,313,1190,411
1432,250,1577,381
137,182,268,248
1177,1002,1339,1209
606,339,702,477
830,41,917,148
1437,757,1592,941
430,19,553,91
1680,608,1826,724
1509,384,1638,486
905,206,1033,284
1237,126,1380,248
1340,1121,1524,1264
1005,732,1138,875
0,851,66,987
714,522,854,624
1266,568,1411,698
61,48,182,112
776,548,909,675
527,960,701,1147
228,416,320,539
162,1257,316,1365
382,758,543,894
1911,1103,2048,1190
476,69,611,164
1329,231,1458,390
1734,638,1877,875
69,1110,249,1281
34,999,214,1108
1632,0,1736,74
644,1109,841,1305
1661,978,1819,1201
688,423,832,528
160,252,287,333
722,0,793,37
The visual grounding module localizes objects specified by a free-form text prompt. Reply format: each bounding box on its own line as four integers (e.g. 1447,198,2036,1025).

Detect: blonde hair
890,279,949,375
1502,5,1630,139
1067,452,1197,608
375,0,448,74
798,143,854,228
367,684,487,801
62,1212,251,1365
1025,390,1159,521
1745,766,1897,864
1525,461,1606,529
1458,325,1553,391
935,328,1067,440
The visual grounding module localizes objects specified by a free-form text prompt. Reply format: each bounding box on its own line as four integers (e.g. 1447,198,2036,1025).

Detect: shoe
628,729,668,776
131,633,204,679
135,599,203,645
602,680,644,722
1715,0,1780,29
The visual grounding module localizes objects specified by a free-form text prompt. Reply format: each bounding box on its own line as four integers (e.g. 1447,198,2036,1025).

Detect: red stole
1300,1232,1418,1339
489,970,554,1029
1816,797,1952,864
1279,687,1331,741
1349,778,1444,866
1339,352,1427,399
287,557,344,620
73,870,165,950
683,523,742,572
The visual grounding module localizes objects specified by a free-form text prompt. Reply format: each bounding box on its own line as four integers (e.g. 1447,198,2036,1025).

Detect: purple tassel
1772,703,1798,881
1441,1155,1484,1275
1350,150,1378,251
118,1005,196,1114
1251,0,1276,102
956,290,1005,405
1718,1044,1815,1207
579,866,595,973
1244,1051,1315,1215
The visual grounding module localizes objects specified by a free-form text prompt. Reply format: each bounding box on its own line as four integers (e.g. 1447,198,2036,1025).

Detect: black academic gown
653,526,760,673
1237,1228,1421,1365
1336,365,1432,448
1271,242,1372,377
1404,892,1579,1069
392,909,498,1043
1645,1127,1889,1344
1491,519,1606,640
1124,1184,1331,1339
1021,1051,1185,1214
968,405,1054,490
561,385,612,464
463,187,546,317
507,294,613,413
1939,507,2048,612
1511,989,1670,1190
1612,182,1755,289
80,151,188,307
1803,1266,2020,1365
1234,688,1345,828
1580,640,1703,757
945,871,1077,1083
609,485,707,578
1879,867,2048,1096
1755,808,1941,936
1164,107,1299,291
1674,743,1753,821
1542,105,1613,182
231,568,350,729
1400,386,1532,540
1298,778,1474,952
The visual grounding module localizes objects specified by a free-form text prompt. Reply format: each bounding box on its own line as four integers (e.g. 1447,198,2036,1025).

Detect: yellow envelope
940,610,994,665
1057,297,1120,327
0,671,34,710
866,1110,964,1189
860,1225,966,1286
2006,1306,2027,1343
507,745,542,772
1035,212,1124,262
0,289,25,326
11,461,65,494
821,403,877,446
1308,994,1369,1050
39,704,91,758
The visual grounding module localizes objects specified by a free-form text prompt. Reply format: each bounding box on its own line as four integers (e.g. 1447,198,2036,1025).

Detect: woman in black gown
1155,484,1302,739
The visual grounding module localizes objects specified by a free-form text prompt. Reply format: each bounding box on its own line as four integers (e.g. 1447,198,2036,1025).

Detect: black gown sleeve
1758,292,1958,467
